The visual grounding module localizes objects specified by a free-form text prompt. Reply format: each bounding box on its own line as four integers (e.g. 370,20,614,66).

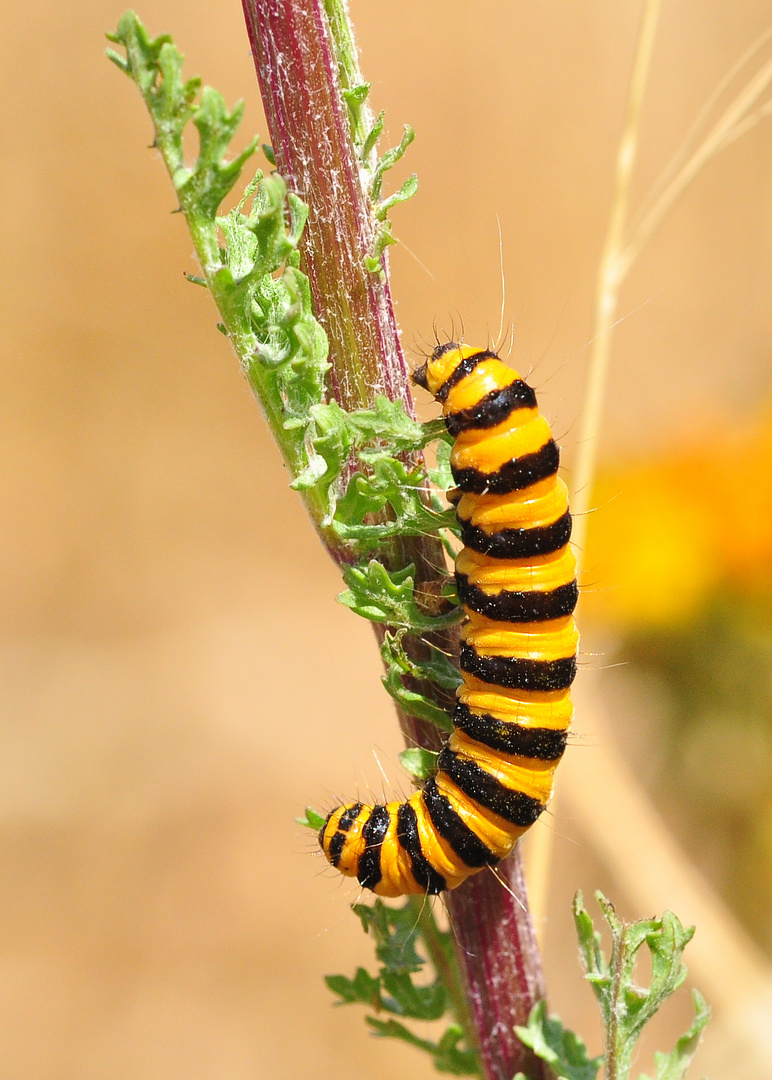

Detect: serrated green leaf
382,630,462,691
575,892,708,1080
381,970,446,1020
333,455,458,550
366,1018,480,1076
382,664,455,729
346,395,427,451
338,561,460,631
290,400,353,506
370,123,415,201
376,173,419,221
108,12,330,507
296,806,326,830
516,1001,602,1080
325,967,382,1007
177,86,258,218
636,991,711,1080
380,631,457,732
398,747,440,781
361,108,386,162
353,899,426,974
294,395,440,526
326,899,478,1075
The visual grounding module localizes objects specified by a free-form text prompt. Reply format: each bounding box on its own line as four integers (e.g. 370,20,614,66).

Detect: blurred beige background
2,0,772,1077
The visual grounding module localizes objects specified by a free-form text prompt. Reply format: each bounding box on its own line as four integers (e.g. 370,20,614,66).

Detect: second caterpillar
319,342,578,896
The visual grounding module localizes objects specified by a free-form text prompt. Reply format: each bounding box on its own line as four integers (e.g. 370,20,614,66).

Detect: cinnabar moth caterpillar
319,343,578,896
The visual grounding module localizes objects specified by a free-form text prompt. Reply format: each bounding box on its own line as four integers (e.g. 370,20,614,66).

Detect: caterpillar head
412,341,462,395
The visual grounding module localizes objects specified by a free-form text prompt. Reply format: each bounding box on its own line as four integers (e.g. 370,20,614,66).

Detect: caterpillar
319,343,578,896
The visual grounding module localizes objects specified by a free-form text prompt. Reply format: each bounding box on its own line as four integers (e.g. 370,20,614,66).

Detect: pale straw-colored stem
618,52,772,280
531,4,772,945
628,24,772,238
526,0,662,931
570,0,662,558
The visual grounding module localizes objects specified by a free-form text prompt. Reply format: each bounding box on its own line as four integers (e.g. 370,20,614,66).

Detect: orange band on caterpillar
319,343,578,896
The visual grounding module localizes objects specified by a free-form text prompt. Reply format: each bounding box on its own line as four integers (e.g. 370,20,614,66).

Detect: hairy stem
241,0,410,415
240,2,548,1076
447,857,551,1080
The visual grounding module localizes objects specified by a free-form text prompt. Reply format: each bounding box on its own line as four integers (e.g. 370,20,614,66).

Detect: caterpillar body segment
319,343,578,896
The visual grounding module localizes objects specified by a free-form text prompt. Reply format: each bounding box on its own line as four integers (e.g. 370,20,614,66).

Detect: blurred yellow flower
582,406,772,628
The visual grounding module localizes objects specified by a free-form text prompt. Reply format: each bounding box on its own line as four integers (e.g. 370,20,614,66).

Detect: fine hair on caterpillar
319,342,578,896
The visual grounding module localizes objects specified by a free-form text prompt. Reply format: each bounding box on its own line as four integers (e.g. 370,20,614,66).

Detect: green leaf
574,892,709,1080
637,991,711,1080
343,82,370,108
516,1001,602,1080
382,665,454,730
296,806,326,830
325,899,479,1075
338,561,460,632
428,434,456,491
333,455,457,550
380,630,458,732
366,1018,480,1075
381,970,446,1020
290,400,354,507
361,109,386,162
383,630,462,691
108,12,331,503
370,123,415,201
376,173,419,221
325,967,381,1007
365,218,396,273
181,86,258,218
294,396,445,527
346,395,428,452
398,747,439,782
353,899,426,974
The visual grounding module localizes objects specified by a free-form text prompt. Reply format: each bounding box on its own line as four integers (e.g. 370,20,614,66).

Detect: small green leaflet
573,892,710,1080
515,1001,602,1080
338,561,461,632
326,899,479,1077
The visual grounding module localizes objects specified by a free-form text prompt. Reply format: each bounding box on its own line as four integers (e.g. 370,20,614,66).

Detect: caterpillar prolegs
319,343,578,896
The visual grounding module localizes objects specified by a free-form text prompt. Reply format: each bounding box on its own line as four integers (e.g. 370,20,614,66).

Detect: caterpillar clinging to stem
319,343,578,896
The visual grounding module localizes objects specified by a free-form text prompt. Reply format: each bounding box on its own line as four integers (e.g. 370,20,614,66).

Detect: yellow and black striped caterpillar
319,343,578,896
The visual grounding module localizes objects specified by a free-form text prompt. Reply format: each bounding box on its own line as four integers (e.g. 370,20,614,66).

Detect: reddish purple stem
241,0,411,416
240,3,552,1077
447,857,551,1080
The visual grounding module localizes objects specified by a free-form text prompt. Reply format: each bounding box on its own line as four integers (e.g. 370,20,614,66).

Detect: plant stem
604,926,629,1080
525,0,662,945
533,6,772,936
446,857,551,1080
618,49,772,281
570,0,661,562
241,0,410,416
240,2,548,1076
